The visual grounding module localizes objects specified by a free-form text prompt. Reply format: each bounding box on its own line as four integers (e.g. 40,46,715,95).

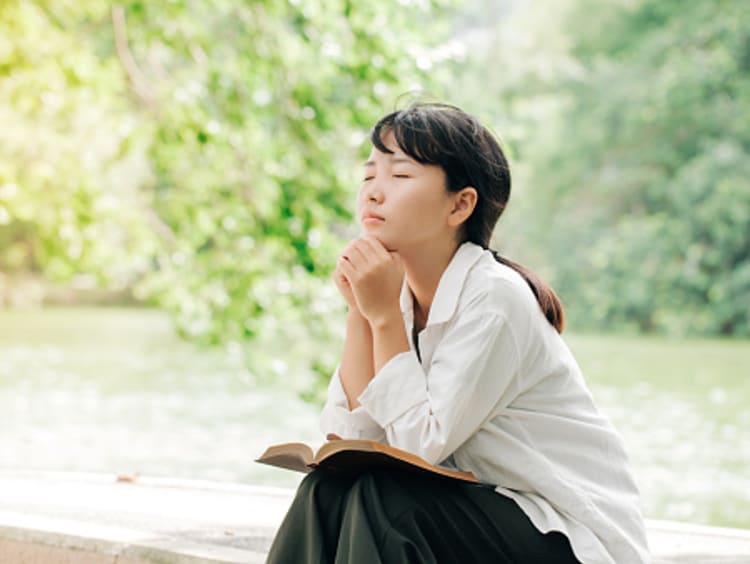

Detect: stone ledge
647,519,750,564
0,470,286,564
0,522,264,564
1,469,749,563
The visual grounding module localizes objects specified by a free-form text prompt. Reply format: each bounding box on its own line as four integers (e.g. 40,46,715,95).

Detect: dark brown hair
371,102,565,332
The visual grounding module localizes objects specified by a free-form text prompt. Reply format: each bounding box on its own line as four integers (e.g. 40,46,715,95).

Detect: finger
359,235,390,261
361,234,386,250
339,239,358,259
332,267,350,287
345,239,373,268
365,234,395,253
339,239,361,263
353,236,389,265
337,254,357,280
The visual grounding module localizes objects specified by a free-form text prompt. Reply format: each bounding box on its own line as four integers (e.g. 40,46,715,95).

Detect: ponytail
491,250,565,333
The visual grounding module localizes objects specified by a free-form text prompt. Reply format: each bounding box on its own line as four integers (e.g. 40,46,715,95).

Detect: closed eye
393,174,411,178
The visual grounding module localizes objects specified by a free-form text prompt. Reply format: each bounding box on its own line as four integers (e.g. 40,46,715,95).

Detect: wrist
346,307,367,322
368,308,403,332
346,309,371,333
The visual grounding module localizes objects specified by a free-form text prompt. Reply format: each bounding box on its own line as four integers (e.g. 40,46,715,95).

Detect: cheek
405,189,451,217
355,188,366,209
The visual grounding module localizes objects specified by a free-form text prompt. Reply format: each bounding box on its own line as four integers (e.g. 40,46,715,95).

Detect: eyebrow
363,157,417,167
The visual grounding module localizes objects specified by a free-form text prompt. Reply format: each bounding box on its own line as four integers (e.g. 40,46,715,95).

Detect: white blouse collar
399,241,486,327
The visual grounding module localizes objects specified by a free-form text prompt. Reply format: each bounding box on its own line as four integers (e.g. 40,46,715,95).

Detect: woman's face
357,131,456,252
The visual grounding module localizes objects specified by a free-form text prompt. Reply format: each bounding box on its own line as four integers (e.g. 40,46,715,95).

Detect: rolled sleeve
319,366,385,440
357,351,425,427
358,312,519,465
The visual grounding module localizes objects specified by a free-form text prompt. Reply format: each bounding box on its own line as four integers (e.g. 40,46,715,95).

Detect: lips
361,212,385,223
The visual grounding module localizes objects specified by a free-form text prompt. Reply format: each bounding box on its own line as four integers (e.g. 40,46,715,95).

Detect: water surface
1,308,748,528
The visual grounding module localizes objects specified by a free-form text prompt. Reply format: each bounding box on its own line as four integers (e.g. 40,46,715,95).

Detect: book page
255,442,315,473
314,439,377,460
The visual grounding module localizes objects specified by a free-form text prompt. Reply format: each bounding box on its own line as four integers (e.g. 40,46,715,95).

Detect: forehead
365,131,414,165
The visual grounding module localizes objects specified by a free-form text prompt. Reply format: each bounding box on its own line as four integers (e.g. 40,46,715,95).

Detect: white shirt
320,242,650,564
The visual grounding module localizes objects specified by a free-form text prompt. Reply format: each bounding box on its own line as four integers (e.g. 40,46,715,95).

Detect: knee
297,469,357,502
346,470,404,506
298,469,326,492
348,470,383,494
350,469,413,494
296,469,334,498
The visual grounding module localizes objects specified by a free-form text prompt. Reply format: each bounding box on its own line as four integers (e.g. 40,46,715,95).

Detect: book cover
256,439,479,484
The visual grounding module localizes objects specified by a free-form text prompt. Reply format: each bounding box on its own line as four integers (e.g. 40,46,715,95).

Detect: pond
1,307,748,530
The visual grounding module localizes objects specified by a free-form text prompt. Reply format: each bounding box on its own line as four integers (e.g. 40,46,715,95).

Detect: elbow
320,404,386,442
420,427,453,465
387,415,451,466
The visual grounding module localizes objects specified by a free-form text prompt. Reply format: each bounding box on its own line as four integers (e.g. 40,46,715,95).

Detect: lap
294,469,578,563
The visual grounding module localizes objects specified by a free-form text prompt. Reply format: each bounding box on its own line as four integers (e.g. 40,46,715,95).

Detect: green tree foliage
548,0,750,336
118,0,450,393
0,0,450,393
0,2,155,290
451,0,750,337
4,0,747,399
123,1,438,335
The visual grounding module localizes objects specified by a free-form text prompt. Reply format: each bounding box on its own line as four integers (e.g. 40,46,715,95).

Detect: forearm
339,310,374,409
371,309,410,374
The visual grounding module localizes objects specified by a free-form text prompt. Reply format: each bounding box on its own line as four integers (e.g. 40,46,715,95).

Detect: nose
361,178,384,204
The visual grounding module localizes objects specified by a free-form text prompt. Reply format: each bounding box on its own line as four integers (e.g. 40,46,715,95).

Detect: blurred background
1,0,748,530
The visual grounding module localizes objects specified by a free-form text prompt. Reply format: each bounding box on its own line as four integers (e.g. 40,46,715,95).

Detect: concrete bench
1,470,748,563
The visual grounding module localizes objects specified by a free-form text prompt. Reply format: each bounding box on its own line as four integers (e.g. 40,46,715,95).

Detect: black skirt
266,468,580,564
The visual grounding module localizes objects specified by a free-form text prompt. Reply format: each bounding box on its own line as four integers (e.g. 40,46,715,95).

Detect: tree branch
111,5,157,111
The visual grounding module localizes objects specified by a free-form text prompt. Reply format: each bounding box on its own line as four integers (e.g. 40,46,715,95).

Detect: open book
255,439,479,484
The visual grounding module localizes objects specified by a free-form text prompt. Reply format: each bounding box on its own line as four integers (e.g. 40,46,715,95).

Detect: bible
255,439,479,484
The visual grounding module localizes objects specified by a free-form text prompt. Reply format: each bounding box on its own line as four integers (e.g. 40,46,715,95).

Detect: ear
447,187,478,227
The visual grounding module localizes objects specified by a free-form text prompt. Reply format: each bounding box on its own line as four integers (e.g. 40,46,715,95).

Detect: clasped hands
333,236,404,328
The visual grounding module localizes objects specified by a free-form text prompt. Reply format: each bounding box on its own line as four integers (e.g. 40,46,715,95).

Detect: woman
266,102,649,563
